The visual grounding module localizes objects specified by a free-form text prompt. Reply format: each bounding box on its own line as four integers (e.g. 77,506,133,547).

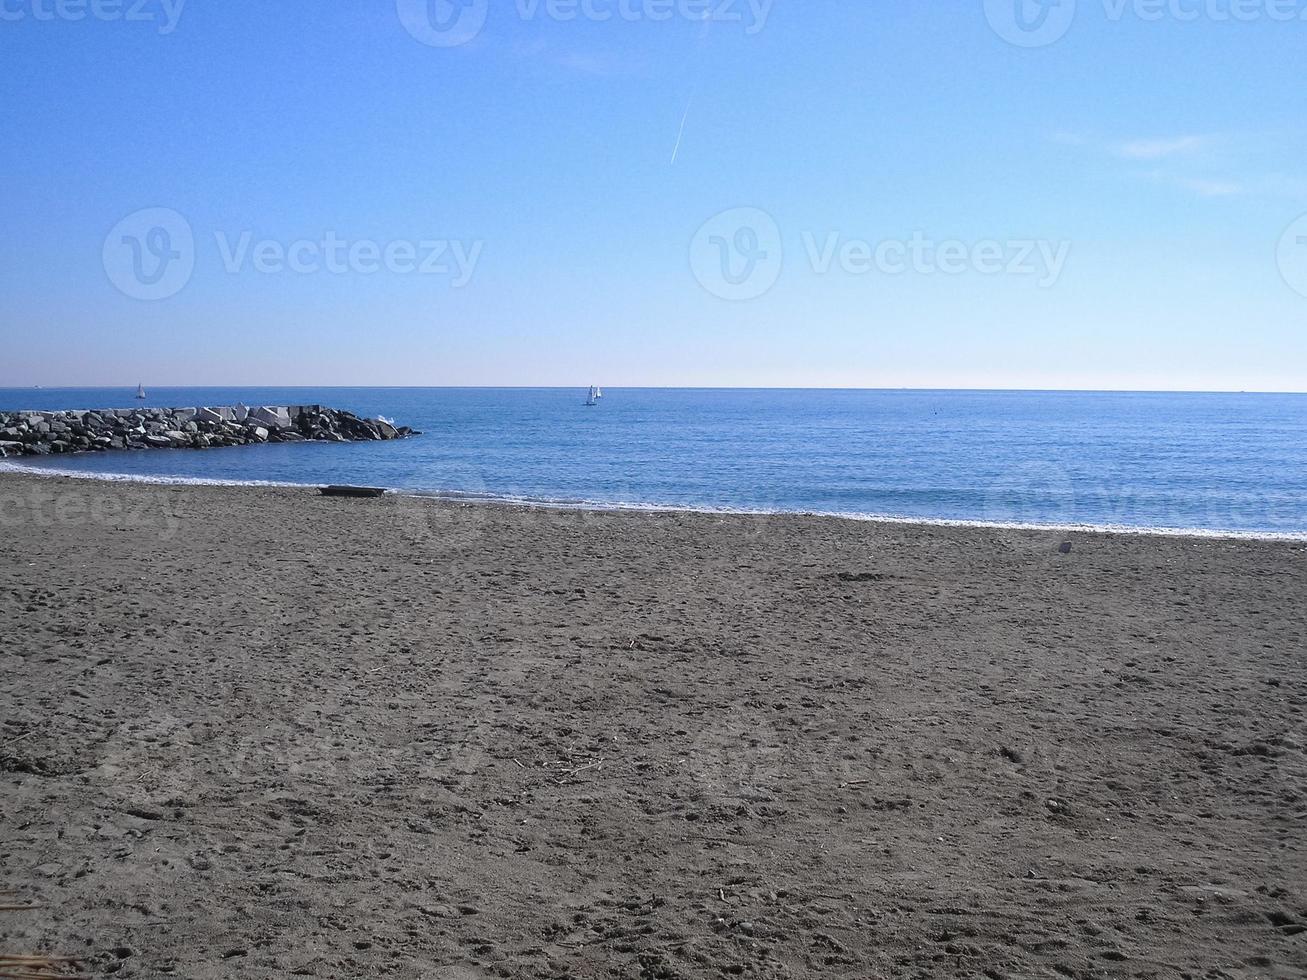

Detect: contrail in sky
670,14,712,167
670,96,694,166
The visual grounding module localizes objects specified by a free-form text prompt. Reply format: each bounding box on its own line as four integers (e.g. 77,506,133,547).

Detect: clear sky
2,0,1305,390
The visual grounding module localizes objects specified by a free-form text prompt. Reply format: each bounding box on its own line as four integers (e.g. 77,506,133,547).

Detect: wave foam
0,459,307,490
4,459,1304,541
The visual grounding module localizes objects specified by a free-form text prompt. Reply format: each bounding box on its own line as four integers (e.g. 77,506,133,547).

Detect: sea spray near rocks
0,405,419,457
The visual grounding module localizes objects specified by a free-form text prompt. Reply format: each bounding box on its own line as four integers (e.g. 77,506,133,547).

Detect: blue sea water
2,387,1305,536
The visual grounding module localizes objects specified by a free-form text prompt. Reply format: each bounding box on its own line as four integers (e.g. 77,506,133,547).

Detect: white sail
136,383,146,399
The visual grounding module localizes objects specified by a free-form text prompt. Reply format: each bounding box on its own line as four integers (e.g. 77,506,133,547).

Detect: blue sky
1,0,1304,390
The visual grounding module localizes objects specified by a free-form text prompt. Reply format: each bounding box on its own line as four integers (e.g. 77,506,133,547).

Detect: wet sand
1,471,1305,979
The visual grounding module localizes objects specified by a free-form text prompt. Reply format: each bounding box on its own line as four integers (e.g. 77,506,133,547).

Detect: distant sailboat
135,383,147,400
584,385,600,407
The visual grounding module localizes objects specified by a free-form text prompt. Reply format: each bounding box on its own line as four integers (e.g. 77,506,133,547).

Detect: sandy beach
2,470,1304,979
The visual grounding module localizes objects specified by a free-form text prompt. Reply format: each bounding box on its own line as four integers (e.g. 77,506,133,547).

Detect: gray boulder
249,406,292,429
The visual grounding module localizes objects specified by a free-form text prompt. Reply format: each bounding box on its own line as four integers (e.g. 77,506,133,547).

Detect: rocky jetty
0,405,419,458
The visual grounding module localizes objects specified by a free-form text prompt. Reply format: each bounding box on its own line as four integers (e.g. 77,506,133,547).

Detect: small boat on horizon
135,383,147,400
585,385,602,407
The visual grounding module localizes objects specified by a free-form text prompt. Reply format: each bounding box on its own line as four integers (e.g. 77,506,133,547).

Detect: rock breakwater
0,405,418,457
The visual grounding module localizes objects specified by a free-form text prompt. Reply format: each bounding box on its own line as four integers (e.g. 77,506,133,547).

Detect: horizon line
3,384,1306,396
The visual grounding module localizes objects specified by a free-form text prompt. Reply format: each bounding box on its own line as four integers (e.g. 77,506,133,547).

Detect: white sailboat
585,385,600,406
135,383,147,400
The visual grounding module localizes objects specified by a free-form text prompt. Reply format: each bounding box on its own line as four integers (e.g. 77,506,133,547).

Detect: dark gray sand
1,472,1305,978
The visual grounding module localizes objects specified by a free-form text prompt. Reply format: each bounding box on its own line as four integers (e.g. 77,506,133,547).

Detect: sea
2,387,1305,538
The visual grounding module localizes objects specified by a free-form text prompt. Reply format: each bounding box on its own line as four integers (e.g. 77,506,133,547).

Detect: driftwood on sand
1,897,84,980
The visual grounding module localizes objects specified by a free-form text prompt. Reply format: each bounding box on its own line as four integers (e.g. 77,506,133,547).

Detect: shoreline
4,457,1306,543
